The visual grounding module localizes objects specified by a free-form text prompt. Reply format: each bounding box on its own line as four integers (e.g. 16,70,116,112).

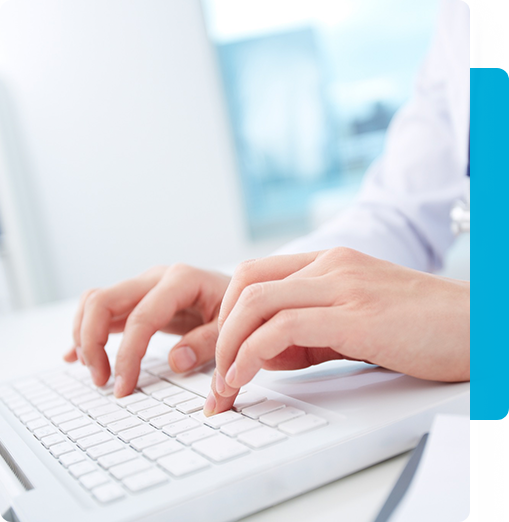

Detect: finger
114,266,215,397
63,347,78,363
80,268,165,386
215,277,333,396
218,252,319,331
168,321,218,373
72,288,97,347
204,370,240,416
225,307,346,389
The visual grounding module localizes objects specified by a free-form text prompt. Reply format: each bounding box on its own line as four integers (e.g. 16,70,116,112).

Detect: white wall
0,0,263,304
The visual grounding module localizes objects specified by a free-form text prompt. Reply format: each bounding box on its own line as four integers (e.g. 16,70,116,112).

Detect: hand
64,264,230,397
204,248,470,415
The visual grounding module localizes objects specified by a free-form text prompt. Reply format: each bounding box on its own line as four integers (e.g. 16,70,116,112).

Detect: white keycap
165,372,212,398
33,425,56,439
130,431,168,451
232,392,266,412
123,468,168,492
127,398,160,414
163,391,197,407
69,460,97,478
77,432,112,450
149,411,185,429
26,418,48,431
80,471,109,490
193,434,249,462
138,404,172,421
220,418,260,437
158,450,209,477
176,397,205,414
95,380,115,396
140,380,170,395
176,426,215,446
92,482,125,503
39,399,68,413
259,407,305,427
60,451,86,467
32,393,59,406
59,417,92,433
45,404,74,419
50,442,74,458
88,403,121,419
19,411,41,424
107,416,142,434
143,362,170,375
61,386,90,400
242,400,285,419
278,414,327,435
80,398,110,413
116,393,147,407
68,423,102,442
237,427,286,449
203,410,242,429
72,392,102,406
41,433,64,448
87,440,124,460
162,418,200,437
109,458,151,480
152,386,182,401
51,410,82,425
118,424,155,442
96,409,130,426
136,372,159,389
97,449,137,469
189,411,208,424
142,440,184,461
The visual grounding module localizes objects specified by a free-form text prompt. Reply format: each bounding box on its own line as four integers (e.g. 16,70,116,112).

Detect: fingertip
63,347,78,363
203,392,216,417
114,375,128,398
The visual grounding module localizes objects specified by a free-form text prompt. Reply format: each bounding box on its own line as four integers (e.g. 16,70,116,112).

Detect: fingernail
114,375,125,398
225,363,236,386
215,372,225,395
171,346,197,372
203,392,216,416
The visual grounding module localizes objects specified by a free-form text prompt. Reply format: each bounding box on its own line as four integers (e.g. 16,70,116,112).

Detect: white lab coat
277,0,470,273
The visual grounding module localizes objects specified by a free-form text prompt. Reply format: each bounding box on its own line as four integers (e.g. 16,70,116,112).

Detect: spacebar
165,372,212,398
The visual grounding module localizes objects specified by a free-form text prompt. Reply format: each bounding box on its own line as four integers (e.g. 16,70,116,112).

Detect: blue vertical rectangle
470,68,509,420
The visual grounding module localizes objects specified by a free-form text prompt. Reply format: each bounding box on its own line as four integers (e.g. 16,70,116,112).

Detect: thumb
168,321,218,373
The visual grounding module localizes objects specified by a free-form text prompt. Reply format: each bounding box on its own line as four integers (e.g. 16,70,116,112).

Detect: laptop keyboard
0,358,327,504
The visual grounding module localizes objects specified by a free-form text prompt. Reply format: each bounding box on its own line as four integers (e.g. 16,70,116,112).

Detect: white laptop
0,351,469,522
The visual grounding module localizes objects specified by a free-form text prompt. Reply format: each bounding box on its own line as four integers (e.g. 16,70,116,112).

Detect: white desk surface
0,299,410,522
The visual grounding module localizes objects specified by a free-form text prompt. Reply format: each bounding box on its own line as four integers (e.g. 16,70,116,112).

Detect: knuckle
144,265,167,277
199,325,218,345
125,308,151,330
233,259,257,283
240,282,265,306
85,288,106,309
272,309,296,331
169,263,193,276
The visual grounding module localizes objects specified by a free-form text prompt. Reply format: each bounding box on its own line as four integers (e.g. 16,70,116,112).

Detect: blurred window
202,0,440,239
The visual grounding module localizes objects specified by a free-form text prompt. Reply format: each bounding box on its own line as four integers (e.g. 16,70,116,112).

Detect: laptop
0,347,469,522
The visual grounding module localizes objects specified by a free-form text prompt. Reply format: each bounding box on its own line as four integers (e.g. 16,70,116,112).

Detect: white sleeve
275,0,468,273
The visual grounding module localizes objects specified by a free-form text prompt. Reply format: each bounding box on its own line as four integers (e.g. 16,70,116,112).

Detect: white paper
390,414,470,522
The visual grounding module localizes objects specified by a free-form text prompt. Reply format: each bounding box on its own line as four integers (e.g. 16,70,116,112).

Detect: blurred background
0,0,468,313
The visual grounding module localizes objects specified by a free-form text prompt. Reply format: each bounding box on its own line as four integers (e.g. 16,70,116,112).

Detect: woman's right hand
63,264,230,397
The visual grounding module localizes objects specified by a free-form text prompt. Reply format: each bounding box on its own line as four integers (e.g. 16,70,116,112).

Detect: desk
0,299,410,522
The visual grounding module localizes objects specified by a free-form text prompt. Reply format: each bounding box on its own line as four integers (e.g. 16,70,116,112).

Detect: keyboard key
87,440,124,459
51,410,82,425
232,392,266,412
19,411,42,424
41,433,65,448
176,397,205,414
38,399,68,413
193,434,249,463
26,418,48,431
162,418,200,437
278,414,327,435
118,424,155,442
149,411,185,429
138,404,172,421
259,407,305,427
80,471,109,490
92,482,125,503
242,400,285,420
77,432,112,450
203,410,242,429
126,398,160,414
165,372,212,398
130,431,168,451
158,450,209,477
95,380,115,396
61,386,90,400
60,451,87,467
88,403,121,419
116,393,147,407
142,440,184,461
68,423,102,442
44,404,74,419
140,380,170,395
33,425,57,439
80,398,111,413
107,416,142,434
72,392,102,406
163,391,197,407
136,372,159,389
220,418,259,437
122,468,168,492
109,458,151,480
50,442,74,458
177,426,216,446
69,460,97,478
152,386,182,401
59,417,92,433
96,409,130,426
97,449,137,469
238,427,286,449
